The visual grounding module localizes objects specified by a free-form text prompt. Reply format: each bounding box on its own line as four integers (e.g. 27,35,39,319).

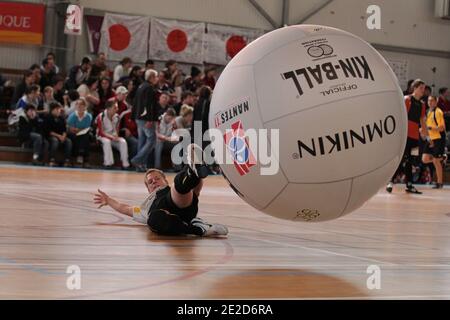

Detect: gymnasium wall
74,0,450,90
1,0,448,90
301,0,450,91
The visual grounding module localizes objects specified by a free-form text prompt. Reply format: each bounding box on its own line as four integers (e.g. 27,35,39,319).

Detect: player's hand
94,189,109,208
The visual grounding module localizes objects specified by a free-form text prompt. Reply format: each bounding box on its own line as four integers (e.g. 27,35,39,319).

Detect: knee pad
173,166,200,195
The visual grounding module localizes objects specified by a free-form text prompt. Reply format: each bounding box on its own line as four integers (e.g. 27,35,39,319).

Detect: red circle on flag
226,35,247,58
109,24,131,51
167,29,188,53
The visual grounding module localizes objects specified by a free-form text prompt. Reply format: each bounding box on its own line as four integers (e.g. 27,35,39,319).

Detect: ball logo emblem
224,120,256,176
307,44,334,58
295,209,321,221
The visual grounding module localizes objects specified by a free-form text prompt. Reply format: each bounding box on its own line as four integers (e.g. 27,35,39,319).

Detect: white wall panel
80,0,276,29
300,0,450,52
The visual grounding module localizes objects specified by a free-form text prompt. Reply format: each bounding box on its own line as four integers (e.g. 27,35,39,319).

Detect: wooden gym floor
0,164,450,300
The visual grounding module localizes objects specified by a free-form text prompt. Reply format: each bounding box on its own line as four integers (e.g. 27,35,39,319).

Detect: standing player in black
387,79,428,194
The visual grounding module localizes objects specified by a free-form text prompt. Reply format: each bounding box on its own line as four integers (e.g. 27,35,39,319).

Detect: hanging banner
204,24,264,65
64,4,83,36
0,1,45,45
99,13,149,63
149,18,205,64
86,15,104,54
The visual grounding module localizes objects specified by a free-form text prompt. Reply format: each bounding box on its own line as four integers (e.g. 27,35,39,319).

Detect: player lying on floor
93,149,228,237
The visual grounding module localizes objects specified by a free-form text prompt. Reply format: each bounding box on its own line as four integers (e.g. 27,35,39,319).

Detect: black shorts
423,138,446,158
149,186,199,224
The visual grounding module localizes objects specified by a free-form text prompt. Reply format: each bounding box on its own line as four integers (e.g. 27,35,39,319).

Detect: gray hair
145,69,158,81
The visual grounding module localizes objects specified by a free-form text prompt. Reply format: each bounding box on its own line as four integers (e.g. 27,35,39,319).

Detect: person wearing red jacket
118,94,138,160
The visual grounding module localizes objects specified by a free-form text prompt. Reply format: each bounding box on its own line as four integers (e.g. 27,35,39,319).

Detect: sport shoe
386,182,393,193
64,159,72,167
432,183,444,189
49,158,56,167
186,143,209,179
32,153,40,165
406,185,422,194
76,156,83,165
191,217,228,237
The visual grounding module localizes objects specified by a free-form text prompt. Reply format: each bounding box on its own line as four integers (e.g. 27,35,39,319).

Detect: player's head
144,169,169,193
428,95,437,109
411,79,425,98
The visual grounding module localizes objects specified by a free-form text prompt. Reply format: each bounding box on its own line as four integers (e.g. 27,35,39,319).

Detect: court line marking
236,233,399,266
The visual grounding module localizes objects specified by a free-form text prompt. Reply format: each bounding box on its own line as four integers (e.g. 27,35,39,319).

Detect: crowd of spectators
2,52,218,172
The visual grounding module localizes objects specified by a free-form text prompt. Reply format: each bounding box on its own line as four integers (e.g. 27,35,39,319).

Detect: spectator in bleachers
39,58,56,90
174,105,194,130
63,90,80,117
16,85,40,110
154,108,177,170
192,86,212,150
130,69,159,172
168,92,179,109
184,66,202,93
77,77,100,116
97,77,115,115
118,97,138,160
39,86,56,116
96,100,130,169
128,65,144,89
173,90,194,115
203,66,217,90
44,52,60,74
157,92,170,116
11,70,35,107
113,57,132,85
192,92,199,106
114,86,129,114
145,59,155,71
52,75,65,105
18,104,48,165
156,70,172,93
67,98,92,168
45,102,72,167
30,64,41,88
66,57,92,90
90,52,108,79
163,60,182,89
123,79,136,104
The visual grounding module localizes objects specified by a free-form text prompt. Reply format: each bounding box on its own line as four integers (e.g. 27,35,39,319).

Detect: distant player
422,96,447,189
94,145,228,237
387,79,428,194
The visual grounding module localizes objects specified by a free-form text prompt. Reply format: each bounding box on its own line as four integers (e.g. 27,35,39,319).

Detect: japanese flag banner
99,13,150,63
204,24,264,65
149,18,205,64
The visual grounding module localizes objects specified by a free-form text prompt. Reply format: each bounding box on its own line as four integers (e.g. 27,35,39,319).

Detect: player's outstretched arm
93,189,133,217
